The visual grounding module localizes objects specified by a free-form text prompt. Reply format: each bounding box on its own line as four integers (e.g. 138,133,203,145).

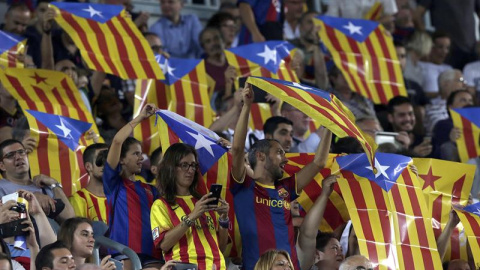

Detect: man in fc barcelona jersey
230,84,332,270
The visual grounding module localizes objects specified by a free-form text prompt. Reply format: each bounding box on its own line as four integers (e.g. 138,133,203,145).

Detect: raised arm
436,210,460,260
231,85,253,181
238,3,265,43
106,103,157,168
209,90,242,133
296,128,332,191
40,7,56,70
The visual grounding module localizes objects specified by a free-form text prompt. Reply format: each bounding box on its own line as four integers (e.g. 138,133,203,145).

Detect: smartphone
208,184,222,205
173,263,198,270
108,258,124,270
238,77,268,103
375,131,399,146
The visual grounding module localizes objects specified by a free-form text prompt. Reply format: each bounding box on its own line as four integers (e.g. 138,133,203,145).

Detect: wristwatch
49,182,63,189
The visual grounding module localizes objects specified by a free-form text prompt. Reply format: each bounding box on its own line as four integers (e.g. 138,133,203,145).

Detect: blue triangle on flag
155,55,202,86
227,41,294,73
156,110,227,174
0,30,24,54
258,77,332,101
336,153,411,192
26,110,92,151
318,15,379,43
463,202,480,217
452,107,480,127
51,2,123,24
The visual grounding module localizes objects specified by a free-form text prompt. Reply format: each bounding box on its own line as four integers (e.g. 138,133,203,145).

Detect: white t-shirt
463,60,480,92
326,0,398,18
418,61,452,93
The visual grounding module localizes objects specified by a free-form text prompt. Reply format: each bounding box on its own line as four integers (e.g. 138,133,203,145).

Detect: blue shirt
149,14,203,59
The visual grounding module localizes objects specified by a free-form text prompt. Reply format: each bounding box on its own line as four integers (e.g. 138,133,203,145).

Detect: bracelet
128,122,135,130
219,217,230,229
182,217,194,227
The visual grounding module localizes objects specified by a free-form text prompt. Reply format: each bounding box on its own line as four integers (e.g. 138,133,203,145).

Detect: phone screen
237,77,268,103
208,184,222,205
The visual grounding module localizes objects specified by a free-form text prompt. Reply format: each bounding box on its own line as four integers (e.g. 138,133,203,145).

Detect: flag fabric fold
454,203,480,266
50,2,164,79
316,15,407,104
0,30,26,68
0,68,101,196
450,107,480,162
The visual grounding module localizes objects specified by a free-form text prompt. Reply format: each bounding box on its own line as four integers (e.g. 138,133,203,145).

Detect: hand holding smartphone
208,184,222,206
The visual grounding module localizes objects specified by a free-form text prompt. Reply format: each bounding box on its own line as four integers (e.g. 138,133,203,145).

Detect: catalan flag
336,153,443,269
316,16,407,104
0,30,26,68
450,107,480,163
155,110,241,258
134,55,214,155
364,2,383,20
413,158,475,262
285,153,349,232
246,76,376,167
50,2,164,80
0,68,101,196
225,41,298,130
454,203,480,266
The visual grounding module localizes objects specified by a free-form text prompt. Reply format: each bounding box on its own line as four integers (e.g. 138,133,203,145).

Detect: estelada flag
454,203,480,266
0,30,26,68
316,15,407,104
336,153,442,269
413,158,475,261
246,76,376,167
134,55,214,155
50,2,164,80
450,107,480,162
285,153,349,232
225,41,298,131
155,110,241,258
364,2,383,20
0,68,101,196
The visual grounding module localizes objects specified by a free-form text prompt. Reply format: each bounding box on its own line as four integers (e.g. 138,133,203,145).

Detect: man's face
146,34,164,55
160,0,183,20
282,107,310,137
321,238,344,268
51,248,76,270
450,92,473,109
430,37,450,65
4,8,30,35
35,3,49,24
270,123,294,152
441,71,466,99
299,13,317,43
264,141,288,181
285,0,304,20
219,19,237,46
395,46,407,71
388,103,415,132
0,143,29,178
55,60,78,86
221,7,241,29
201,29,224,57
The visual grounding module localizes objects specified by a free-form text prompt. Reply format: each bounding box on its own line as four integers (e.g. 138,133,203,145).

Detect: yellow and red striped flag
0,30,26,68
413,158,475,262
50,2,164,80
225,41,298,130
134,55,215,155
246,76,376,167
0,68,101,196
316,16,407,104
454,203,480,266
450,107,480,162
364,2,383,20
285,153,349,232
336,153,443,269
155,110,241,258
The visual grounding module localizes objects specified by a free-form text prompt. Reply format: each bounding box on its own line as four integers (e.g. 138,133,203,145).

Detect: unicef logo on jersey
255,197,291,210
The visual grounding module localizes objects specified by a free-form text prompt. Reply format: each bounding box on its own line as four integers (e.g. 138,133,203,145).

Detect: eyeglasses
151,45,164,54
2,149,27,161
458,77,467,84
177,162,199,172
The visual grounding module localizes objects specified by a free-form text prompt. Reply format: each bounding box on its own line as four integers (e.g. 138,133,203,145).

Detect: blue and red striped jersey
237,0,282,45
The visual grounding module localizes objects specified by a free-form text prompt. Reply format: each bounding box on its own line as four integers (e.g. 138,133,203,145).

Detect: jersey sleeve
69,193,87,218
150,199,175,248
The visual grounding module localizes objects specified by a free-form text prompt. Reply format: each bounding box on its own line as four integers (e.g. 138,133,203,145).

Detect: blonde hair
254,250,294,270
406,31,432,57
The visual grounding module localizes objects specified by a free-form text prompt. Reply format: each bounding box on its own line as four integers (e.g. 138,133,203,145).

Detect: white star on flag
473,207,480,216
291,82,312,90
55,118,72,139
159,60,175,76
257,45,277,65
366,158,390,179
343,21,362,35
187,131,216,157
82,5,103,18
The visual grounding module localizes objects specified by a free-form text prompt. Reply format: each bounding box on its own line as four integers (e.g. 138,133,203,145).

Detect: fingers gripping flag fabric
336,153,442,270
450,107,480,163
247,76,376,167
225,41,299,131
454,203,480,266
0,68,101,196
316,16,407,104
50,2,164,80
413,158,475,261
134,55,214,155
285,153,349,232
0,30,26,68
155,110,241,257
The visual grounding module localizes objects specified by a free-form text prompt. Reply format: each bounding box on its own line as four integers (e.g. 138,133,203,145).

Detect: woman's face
271,254,292,270
71,222,95,258
121,143,144,174
175,153,197,191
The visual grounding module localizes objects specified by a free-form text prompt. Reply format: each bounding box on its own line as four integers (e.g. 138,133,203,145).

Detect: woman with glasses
254,250,294,270
150,143,229,270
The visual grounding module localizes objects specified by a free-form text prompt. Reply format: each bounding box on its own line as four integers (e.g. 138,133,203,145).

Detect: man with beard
387,96,432,157
231,84,332,270
263,116,294,153
1,3,30,36
69,143,109,223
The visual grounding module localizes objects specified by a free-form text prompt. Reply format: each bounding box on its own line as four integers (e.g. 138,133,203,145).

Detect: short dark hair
446,89,471,107
394,39,406,48
387,96,412,114
6,2,30,14
150,146,163,167
206,12,235,28
263,116,293,137
82,143,109,166
299,11,318,24
35,241,69,270
316,232,335,251
199,27,223,48
120,137,141,159
0,139,24,159
143,32,159,39
431,31,450,43
248,139,276,170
